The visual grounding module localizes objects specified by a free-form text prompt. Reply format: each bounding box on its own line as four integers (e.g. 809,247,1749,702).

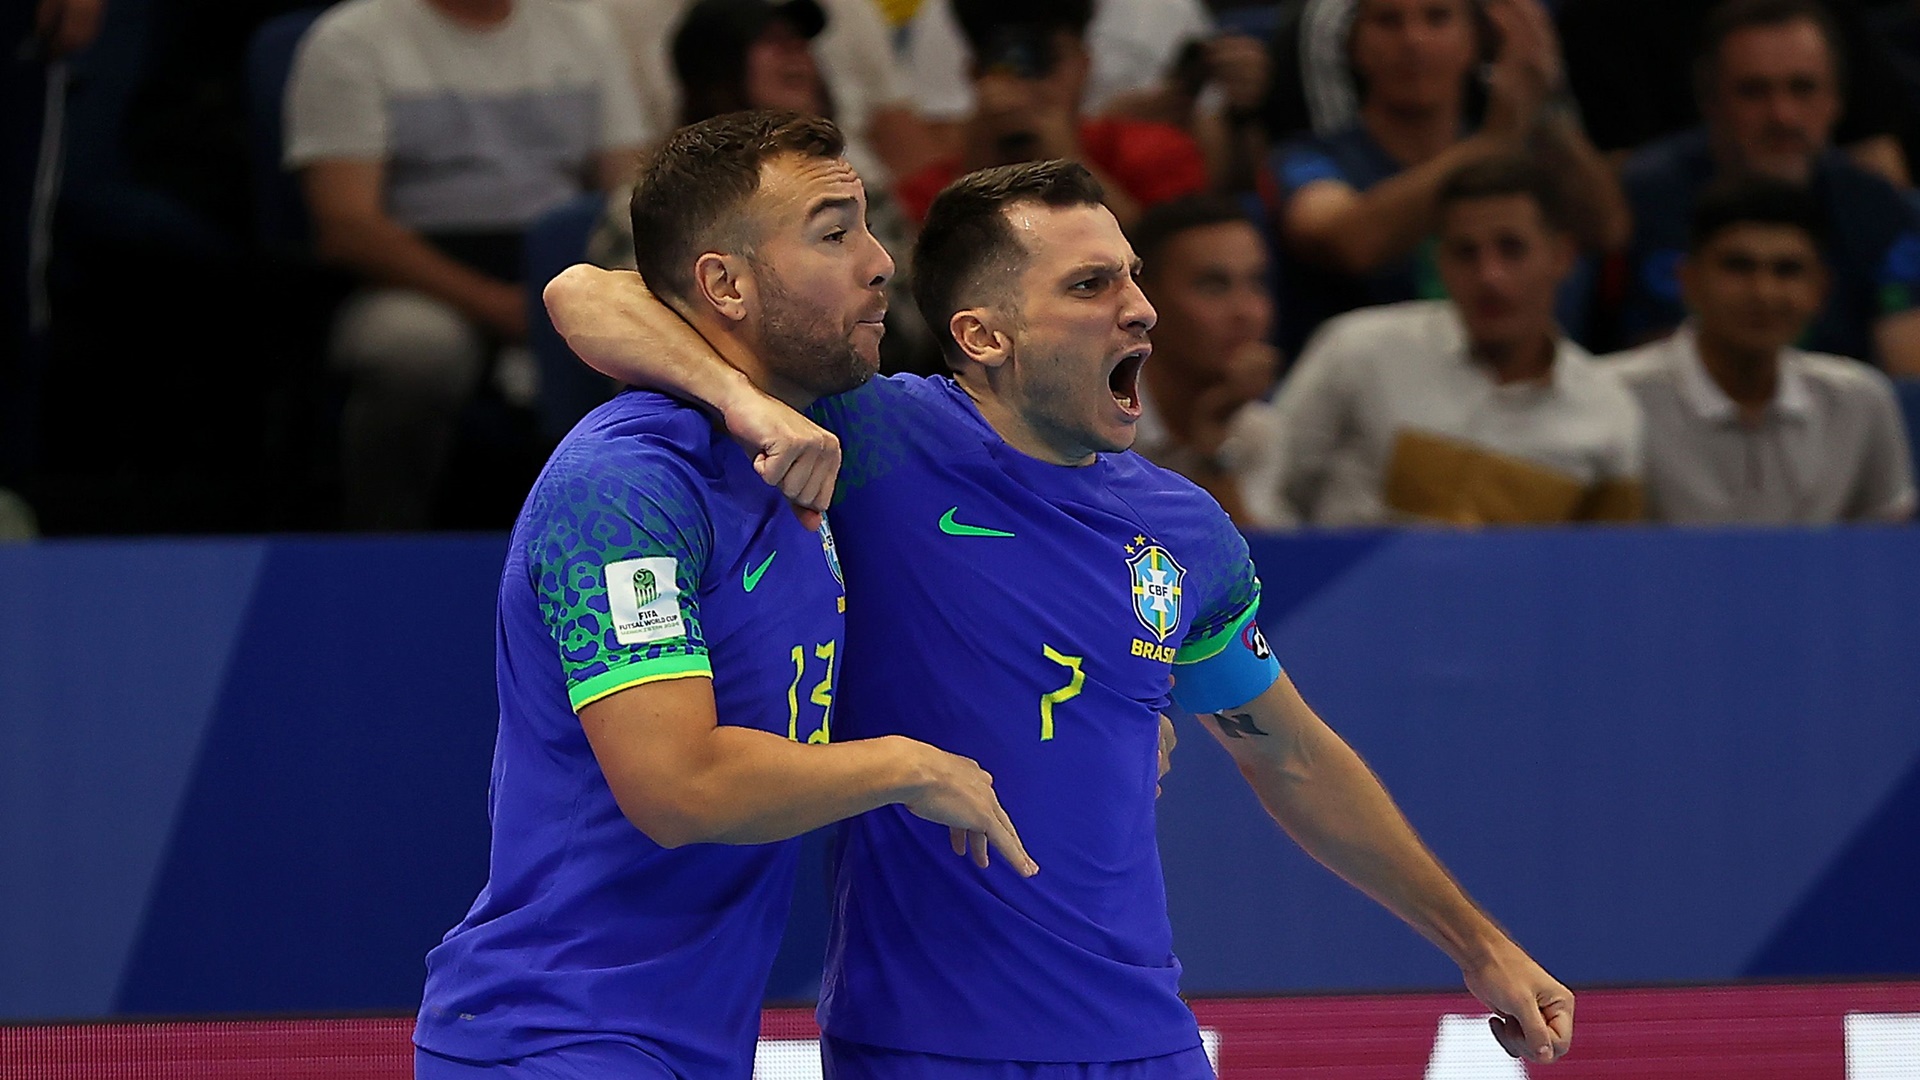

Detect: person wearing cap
284,0,648,528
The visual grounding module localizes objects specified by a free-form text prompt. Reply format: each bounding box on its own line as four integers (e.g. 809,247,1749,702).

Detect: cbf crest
1127,540,1186,642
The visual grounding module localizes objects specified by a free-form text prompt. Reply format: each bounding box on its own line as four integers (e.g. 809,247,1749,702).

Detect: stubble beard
755,263,875,399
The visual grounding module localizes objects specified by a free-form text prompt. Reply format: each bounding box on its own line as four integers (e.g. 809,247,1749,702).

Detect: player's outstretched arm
543,265,841,522
1196,674,1573,1064
580,675,1038,876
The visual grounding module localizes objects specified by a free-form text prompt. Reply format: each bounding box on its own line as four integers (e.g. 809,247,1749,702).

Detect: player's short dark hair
951,0,1093,54
1687,174,1829,252
1434,153,1571,234
1129,195,1259,274
1696,0,1847,97
911,160,1106,367
630,110,845,308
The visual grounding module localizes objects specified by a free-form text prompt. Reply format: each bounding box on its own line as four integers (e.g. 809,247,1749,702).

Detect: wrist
876,735,935,805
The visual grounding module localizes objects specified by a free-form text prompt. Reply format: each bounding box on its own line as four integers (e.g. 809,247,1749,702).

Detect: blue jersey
811,376,1272,1063
415,390,845,1077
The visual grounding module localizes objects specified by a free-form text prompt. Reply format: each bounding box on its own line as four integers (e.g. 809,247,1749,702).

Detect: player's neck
694,315,818,413
955,372,1096,467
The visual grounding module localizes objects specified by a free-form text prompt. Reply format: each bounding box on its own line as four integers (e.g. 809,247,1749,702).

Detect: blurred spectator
1616,0,1920,375
606,0,937,186
285,0,647,529
1128,196,1282,523
1607,177,1916,524
1264,0,1628,358
1102,29,1275,193
1561,0,1913,186
591,0,932,378
3,0,103,523
1254,155,1643,527
893,0,1208,228
903,0,1214,124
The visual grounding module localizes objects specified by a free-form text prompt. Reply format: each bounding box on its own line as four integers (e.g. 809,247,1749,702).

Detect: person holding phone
891,0,1207,229
1263,0,1628,358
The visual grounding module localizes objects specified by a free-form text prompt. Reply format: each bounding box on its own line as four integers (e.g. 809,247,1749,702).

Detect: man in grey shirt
286,0,647,528
1605,177,1916,525
1254,154,1643,527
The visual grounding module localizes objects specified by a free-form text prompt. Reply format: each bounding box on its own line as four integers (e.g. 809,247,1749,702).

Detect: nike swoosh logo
742,551,777,592
939,507,1016,538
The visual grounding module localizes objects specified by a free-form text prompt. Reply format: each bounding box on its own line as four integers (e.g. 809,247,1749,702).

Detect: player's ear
693,251,751,323
951,307,1011,369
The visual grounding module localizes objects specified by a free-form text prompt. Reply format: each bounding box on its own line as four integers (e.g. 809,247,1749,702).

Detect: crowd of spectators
5,0,1919,534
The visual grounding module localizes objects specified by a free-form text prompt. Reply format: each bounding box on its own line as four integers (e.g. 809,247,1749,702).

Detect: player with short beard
411,110,1033,1080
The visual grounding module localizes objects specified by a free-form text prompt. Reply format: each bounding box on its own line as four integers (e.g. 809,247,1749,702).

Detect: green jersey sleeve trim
1174,587,1262,665
568,653,713,711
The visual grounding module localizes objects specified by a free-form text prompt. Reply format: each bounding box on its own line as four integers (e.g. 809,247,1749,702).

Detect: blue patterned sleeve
524,443,715,710
1168,508,1279,714
807,376,917,502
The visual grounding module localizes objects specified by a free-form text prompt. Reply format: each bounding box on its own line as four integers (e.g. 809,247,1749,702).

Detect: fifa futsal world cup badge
1128,544,1186,642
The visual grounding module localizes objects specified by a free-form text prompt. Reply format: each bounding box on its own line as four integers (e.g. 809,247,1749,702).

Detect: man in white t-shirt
1258,154,1643,526
285,0,646,528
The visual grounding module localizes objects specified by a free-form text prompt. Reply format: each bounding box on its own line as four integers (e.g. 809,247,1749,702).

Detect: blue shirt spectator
1259,0,1627,362
1267,125,1444,358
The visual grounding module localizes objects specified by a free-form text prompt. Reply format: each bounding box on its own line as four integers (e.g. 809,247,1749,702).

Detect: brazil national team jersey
414,390,845,1077
812,375,1274,1063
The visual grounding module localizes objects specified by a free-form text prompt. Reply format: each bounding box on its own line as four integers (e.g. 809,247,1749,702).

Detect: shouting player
412,112,1034,1080
548,150,1575,1074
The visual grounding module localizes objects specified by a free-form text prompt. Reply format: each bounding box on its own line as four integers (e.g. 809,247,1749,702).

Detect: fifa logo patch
1128,544,1186,642
819,514,843,586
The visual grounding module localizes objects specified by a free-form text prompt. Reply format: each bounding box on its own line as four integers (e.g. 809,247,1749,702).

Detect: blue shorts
820,1037,1215,1080
414,1042,674,1080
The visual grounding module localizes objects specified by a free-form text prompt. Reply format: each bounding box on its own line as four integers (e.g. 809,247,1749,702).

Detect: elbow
541,264,600,337
613,787,716,849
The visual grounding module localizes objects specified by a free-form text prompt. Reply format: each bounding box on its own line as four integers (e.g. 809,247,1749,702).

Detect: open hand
895,738,1038,877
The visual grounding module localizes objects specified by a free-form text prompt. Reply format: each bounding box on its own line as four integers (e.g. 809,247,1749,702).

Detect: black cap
673,0,828,85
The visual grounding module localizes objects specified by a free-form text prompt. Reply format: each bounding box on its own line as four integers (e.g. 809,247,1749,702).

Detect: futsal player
547,156,1575,1073
411,112,1034,1080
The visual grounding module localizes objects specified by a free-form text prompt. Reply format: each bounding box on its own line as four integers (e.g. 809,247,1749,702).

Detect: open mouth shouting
1108,344,1151,417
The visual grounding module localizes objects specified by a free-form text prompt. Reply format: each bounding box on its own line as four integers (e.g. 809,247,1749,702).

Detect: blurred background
4,0,1920,1075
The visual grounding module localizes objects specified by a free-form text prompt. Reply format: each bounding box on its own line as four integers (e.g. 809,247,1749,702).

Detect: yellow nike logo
938,507,1015,538
742,551,777,592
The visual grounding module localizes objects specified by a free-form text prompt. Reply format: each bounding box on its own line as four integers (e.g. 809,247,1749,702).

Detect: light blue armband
1170,603,1282,715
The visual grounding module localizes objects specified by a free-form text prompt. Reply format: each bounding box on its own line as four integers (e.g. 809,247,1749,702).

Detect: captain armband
1169,604,1282,715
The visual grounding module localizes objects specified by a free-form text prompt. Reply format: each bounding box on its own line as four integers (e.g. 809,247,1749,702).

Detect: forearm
543,264,761,414
317,216,511,322
1299,133,1508,273
641,730,924,847
1532,113,1631,251
1217,685,1507,967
